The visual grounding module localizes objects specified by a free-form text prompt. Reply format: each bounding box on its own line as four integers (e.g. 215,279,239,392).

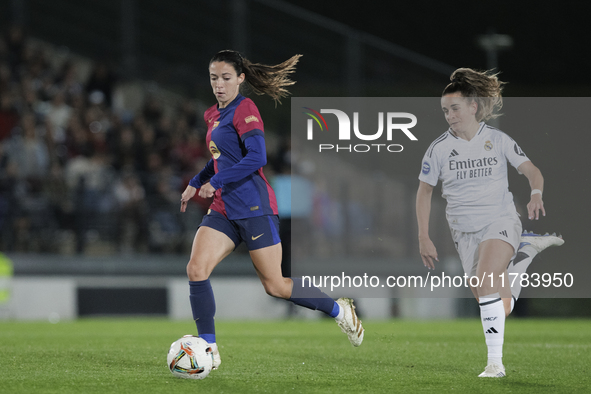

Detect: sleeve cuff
209,176,222,190
189,177,201,189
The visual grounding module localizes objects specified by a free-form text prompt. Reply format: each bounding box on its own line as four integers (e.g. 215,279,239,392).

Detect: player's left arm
206,135,267,192
517,160,545,220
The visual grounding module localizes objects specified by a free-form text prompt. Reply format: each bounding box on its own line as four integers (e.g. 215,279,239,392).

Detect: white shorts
450,214,522,277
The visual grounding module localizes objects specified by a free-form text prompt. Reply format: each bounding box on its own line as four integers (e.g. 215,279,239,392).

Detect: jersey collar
218,93,244,112
447,122,486,140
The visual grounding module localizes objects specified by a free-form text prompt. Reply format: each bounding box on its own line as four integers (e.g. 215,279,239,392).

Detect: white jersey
419,122,530,232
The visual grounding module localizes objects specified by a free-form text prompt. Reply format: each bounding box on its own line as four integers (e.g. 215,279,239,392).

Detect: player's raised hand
419,236,439,270
180,185,197,212
527,194,545,220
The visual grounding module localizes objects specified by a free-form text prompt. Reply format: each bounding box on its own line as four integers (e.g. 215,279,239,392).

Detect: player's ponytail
210,50,301,105
443,68,505,122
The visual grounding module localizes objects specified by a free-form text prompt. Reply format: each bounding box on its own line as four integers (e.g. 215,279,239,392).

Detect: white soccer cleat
336,297,364,347
520,231,565,254
478,362,506,378
210,343,221,370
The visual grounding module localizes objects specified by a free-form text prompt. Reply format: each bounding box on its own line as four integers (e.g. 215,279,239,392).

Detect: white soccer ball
167,335,214,380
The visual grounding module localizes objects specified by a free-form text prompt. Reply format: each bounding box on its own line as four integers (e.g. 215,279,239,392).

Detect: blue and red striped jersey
190,94,278,220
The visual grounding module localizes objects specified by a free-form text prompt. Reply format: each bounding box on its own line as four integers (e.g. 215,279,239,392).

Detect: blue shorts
199,210,281,250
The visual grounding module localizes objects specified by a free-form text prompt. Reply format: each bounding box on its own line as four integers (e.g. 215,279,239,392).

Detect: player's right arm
180,185,196,212
189,159,216,190
181,159,216,212
416,181,438,269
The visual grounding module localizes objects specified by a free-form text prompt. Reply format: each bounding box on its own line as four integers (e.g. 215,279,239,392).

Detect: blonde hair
210,50,301,105
443,68,506,122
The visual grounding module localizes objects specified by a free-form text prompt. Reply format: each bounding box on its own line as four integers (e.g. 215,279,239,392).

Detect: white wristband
531,189,542,197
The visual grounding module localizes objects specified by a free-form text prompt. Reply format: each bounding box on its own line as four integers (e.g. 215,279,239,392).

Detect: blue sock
189,280,216,343
289,277,339,317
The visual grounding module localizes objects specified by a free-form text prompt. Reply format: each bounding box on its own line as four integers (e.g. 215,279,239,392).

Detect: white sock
507,248,534,300
479,293,505,366
335,304,344,321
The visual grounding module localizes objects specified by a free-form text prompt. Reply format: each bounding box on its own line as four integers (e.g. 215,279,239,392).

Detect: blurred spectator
64,115,93,159
44,162,74,244
0,61,13,92
86,61,117,107
112,124,141,171
54,60,83,98
0,144,18,250
147,175,184,253
4,112,50,180
12,176,55,252
0,32,6,60
153,115,173,157
142,94,163,126
3,25,26,71
171,130,205,172
65,148,115,253
45,88,72,132
21,83,41,115
0,91,19,142
178,100,198,128
140,151,165,197
83,102,111,154
22,47,52,88
113,171,148,253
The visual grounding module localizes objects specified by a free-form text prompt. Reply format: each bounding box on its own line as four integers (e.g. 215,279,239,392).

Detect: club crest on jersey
245,115,259,124
212,121,220,129
209,141,221,159
484,141,493,151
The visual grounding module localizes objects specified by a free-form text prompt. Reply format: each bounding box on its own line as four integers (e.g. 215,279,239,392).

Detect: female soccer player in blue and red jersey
180,50,364,369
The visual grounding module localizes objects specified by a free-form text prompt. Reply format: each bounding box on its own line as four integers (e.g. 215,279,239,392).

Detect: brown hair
443,68,506,122
210,50,301,105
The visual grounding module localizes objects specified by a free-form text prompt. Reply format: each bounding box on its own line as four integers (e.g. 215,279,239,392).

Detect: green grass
0,318,590,393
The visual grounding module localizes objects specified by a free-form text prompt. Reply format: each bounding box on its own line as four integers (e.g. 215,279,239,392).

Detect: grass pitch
0,318,589,393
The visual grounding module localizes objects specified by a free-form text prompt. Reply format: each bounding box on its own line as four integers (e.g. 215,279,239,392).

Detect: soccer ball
167,335,214,379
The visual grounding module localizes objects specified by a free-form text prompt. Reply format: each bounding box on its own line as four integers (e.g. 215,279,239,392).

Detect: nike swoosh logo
252,234,264,241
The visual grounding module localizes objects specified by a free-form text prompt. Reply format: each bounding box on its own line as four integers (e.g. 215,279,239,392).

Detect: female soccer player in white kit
416,68,564,378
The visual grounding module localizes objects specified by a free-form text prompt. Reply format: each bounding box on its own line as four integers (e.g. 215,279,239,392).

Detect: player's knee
186,260,209,281
263,284,283,298
262,279,290,299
